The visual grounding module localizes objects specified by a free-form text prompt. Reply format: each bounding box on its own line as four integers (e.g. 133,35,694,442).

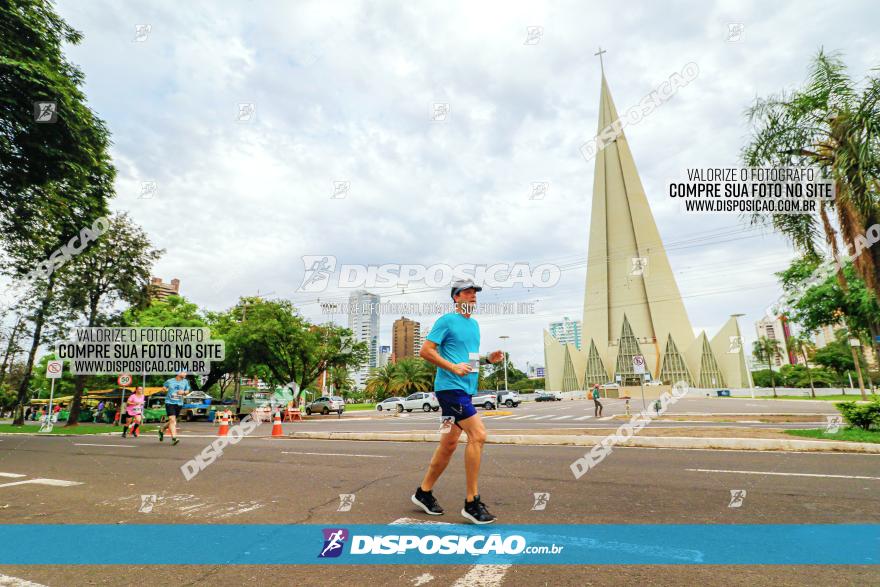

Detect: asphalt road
0,433,878,585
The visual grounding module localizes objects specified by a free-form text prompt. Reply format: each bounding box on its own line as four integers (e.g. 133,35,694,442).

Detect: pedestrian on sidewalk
411,278,504,524
592,384,603,417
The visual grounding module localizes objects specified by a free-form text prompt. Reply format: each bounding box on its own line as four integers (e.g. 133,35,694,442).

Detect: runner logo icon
319,528,349,558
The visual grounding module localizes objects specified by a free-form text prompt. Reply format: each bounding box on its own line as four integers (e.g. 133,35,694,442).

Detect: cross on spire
594,46,607,75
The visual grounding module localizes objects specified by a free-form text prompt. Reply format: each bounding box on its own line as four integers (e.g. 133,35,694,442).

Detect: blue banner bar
0,524,876,565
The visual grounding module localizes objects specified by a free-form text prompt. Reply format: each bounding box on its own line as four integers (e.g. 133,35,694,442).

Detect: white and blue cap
450,278,483,299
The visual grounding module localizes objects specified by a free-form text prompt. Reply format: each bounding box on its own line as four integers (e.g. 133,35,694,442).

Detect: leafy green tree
753,336,782,396
0,0,115,242
227,299,367,399
390,357,433,395
328,366,354,396
743,49,880,300
61,213,163,426
366,364,396,401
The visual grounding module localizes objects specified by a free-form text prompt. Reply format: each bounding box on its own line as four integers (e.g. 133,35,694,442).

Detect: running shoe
172,437,179,446
158,428,164,442
411,487,444,515
461,495,496,524
121,428,127,438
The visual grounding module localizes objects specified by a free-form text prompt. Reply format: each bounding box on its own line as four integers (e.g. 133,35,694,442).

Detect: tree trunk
65,301,100,427
13,275,56,426
767,355,777,397
802,351,816,398
850,344,867,401
0,316,24,388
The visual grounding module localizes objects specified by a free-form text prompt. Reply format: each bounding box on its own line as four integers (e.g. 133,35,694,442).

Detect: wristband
479,354,490,365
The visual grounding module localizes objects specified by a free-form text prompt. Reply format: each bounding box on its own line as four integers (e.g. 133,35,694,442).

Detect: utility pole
499,335,510,392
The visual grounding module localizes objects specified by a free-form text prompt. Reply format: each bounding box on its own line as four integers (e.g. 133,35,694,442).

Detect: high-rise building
378,345,391,368
392,317,422,362
348,290,380,388
543,69,751,391
549,317,582,350
755,315,793,368
149,277,180,301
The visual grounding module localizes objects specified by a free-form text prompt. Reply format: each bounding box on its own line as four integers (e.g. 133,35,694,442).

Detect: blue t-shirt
427,312,480,395
164,377,191,405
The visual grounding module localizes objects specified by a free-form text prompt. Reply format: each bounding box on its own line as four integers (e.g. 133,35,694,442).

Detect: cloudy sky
37,0,880,369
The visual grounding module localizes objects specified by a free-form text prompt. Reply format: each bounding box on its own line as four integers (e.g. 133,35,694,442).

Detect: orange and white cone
217,412,229,436
271,411,283,437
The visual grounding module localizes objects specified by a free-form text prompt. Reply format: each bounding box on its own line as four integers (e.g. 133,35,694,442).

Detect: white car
376,393,440,413
400,392,440,412
376,397,405,412
472,392,498,410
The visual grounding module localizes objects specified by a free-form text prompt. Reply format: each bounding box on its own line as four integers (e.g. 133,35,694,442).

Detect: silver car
305,396,345,415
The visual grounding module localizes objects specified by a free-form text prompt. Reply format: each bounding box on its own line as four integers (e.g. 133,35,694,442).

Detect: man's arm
420,340,471,377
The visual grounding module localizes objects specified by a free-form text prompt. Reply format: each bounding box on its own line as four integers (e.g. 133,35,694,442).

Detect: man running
158,370,190,445
122,387,146,438
412,278,503,524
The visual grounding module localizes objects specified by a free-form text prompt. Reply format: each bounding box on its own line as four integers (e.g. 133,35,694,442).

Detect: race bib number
468,352,480,372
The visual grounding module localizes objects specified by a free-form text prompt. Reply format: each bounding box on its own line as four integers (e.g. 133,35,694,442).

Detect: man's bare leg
420,425,462,491
457,415,487,501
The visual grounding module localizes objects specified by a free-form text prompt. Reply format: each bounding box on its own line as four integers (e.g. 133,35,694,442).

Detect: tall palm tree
365,364,396,402
787,334,817,398
390,358,433,395
753,336,783,397
743,49,880,360
328,366,353,397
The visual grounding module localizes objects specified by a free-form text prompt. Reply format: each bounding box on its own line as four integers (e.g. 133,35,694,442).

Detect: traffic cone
271,410,283,437
217,412,229,436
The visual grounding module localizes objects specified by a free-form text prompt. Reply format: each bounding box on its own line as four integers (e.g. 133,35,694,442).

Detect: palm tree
743,50,880,363
753,336,783,397
787,334,817,397
365,364,396,402
390,358,433,395
328,366,353,397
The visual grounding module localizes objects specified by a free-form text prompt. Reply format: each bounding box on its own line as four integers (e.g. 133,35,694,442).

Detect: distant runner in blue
411,278,503,524
158,370,190,446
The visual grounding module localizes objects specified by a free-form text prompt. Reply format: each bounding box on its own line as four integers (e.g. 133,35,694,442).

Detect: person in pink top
122,387,146,438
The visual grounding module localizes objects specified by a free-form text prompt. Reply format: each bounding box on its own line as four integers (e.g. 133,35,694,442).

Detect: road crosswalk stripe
575,415,593,421
551,415,574,420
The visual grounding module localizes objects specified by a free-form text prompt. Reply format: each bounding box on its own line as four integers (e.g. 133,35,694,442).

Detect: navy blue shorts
436,389,477,426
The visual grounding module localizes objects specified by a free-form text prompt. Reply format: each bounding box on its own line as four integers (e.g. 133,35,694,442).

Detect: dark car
535,391,561,402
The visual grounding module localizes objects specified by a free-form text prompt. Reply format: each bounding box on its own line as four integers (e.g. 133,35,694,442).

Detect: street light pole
499,335,510,392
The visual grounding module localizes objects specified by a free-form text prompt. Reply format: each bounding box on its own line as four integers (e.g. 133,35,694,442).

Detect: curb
284,431,880,454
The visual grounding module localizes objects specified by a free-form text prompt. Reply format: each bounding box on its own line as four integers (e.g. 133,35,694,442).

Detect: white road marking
574,415,593,421
451,565,510,587
491,415,516,420
511,415,535,420
0,478,82,488
73,443,135,448
390,518,510,586
0,574,49,587
281,451,387,458
686,468,880,481
599,416,615,421
0,473,26,478
551,415,574,420
532,415,556,420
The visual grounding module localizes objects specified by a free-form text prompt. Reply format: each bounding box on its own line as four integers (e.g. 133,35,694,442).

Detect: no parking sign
632,355,646,375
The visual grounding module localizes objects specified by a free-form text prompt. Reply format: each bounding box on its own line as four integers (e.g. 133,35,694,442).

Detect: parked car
376,397,405,412
472,392,498,410
497,390,521,407
180,390,213,421
305,396,345,415
400,392,440,412
535,391,562,402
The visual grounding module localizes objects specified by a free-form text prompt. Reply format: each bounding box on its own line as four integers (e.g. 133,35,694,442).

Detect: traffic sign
46,360,63,379
118,373,133,386
632,355,646,375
